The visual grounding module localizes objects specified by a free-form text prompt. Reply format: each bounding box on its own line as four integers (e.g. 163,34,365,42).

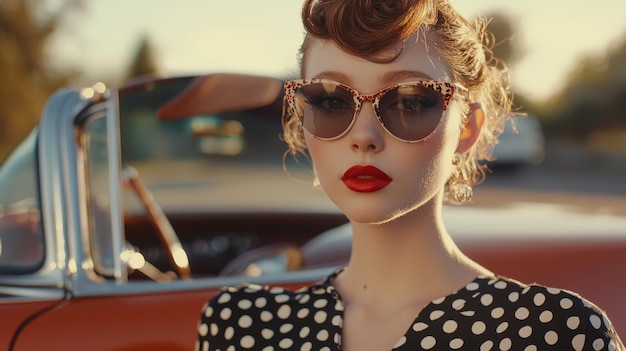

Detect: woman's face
302,34,466,224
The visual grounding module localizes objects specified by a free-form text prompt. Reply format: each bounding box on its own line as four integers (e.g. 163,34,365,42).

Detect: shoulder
475,276,624,350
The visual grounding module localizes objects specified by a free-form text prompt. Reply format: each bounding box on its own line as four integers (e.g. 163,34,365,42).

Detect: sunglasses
284,78,467,143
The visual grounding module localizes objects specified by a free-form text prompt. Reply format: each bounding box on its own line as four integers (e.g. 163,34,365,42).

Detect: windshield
0,131,45,274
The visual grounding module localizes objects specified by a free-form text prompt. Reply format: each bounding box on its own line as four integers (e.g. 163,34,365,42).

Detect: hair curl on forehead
301,0,437,62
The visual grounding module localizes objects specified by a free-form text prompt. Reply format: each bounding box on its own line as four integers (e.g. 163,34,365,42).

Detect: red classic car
1,74,624,350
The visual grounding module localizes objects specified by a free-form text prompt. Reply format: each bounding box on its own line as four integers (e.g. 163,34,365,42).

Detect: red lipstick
341,165,392,193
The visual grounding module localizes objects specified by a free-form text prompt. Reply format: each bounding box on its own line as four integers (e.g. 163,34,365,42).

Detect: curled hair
283,0,515,201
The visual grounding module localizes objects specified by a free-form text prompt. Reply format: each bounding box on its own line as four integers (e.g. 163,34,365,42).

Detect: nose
349,102,385,152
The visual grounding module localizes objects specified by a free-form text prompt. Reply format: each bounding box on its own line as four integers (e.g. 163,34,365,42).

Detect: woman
197,1,624,350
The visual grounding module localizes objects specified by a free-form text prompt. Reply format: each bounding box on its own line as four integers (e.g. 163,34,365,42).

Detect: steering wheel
122,166,192,280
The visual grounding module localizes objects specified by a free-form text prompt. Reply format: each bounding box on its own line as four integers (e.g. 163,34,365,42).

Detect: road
474,149,626,215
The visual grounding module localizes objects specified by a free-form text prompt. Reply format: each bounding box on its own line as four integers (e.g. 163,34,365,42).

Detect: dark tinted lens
378,84,445,141
295,82,356,139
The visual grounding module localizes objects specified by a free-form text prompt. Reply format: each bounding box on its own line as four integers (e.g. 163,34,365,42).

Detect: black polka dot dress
196,271,624,351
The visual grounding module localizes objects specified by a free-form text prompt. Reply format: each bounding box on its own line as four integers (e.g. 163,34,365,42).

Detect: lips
341,165,392,193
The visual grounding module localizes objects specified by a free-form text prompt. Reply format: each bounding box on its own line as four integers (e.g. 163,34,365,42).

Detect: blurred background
1,0,626,199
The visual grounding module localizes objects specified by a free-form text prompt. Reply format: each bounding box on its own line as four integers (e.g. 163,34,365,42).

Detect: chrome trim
106,89,127,283
39,89,90,292
71,266,338,297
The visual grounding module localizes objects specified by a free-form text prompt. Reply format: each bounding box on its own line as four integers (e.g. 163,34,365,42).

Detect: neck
335,200,489,309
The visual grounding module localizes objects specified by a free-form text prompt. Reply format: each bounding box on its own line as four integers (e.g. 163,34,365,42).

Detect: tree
539,32,626,149
0,0,82,162
124,34,161,82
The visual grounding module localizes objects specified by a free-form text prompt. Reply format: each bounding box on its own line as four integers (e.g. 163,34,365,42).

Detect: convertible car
0,74,624,350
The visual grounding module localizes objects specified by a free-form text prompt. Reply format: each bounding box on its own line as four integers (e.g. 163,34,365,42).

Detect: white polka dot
298,294,311,304
524,346,537,351
220,308,232,320
500,338,512,351
317,330,329,341
279,338,294,349
393,336,407,348
519,326,532,338
200,340,208,351
545,330,558,345
244,284,263,293
226,345,235,351
481,294,494,306
334,301,344,311
590,315,602,329
210,323,219,336
269,287,284,294
432,297,445,305
260,311,273,322
539,310,553,323
198,323,208,337
299,326,310,338
238,315,253,328
313,299,328,308
413,322,428,332
204,306,214,318
300,342,312,351
450,338,464,349
461,310,475,317
560,298,574,309
593,338,605,350
567,316,581,330
314,310,327,323
466,282,480,291
591,338,604,350
533,293,546,306
332,315,342,326
238,299,252,310
277,305,291,319
224,326,235,340
494,280,508,289
297,308,309,319
430,310,445,320
218,293,231,304
275,294,290,304
491,307,505,319
547,287,561,295
421,336,436,349
496,322,509,334
508,292,520,303
443,320,458,333
472,321,486,335
452,299,466,310
321,347,331,351
240,335,255,349
280,323,293,334
572,334,586,351
480,340,493,351
262,347,274,351
255,297,267,308
262,328,274,340
515,307,530,320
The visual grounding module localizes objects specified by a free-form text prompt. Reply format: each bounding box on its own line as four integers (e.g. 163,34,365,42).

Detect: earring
449,152,473,203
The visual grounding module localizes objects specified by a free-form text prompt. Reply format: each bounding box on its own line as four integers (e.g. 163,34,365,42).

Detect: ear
456,103,485,154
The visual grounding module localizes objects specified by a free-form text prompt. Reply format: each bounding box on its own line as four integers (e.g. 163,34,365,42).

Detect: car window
0,131,45,274
82,112,118,276
118,77,309,214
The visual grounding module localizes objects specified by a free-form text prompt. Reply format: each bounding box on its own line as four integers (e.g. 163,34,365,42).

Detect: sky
50,0,626,102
